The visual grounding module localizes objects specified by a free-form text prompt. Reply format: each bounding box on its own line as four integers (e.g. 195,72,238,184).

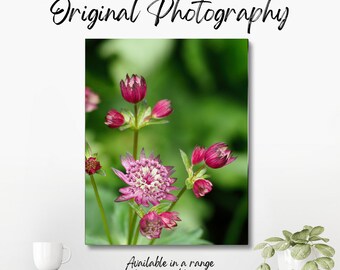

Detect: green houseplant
255,226,335,270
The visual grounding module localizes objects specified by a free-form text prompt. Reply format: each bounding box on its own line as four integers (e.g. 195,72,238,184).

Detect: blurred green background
85,39,248,245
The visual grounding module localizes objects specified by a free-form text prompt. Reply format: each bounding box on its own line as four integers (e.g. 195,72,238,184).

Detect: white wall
1,0,340,269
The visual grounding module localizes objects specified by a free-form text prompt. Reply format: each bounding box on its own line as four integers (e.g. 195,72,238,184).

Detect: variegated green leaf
315,257,335,270
302,261,318,270
265,237,284,242
257,263,270,270
273,241,290,251
262,246,275,259
283,230,292,241
291,244,311,260
292,229,309,243
254,242,267,250
315,244,335,257
311,226,325,236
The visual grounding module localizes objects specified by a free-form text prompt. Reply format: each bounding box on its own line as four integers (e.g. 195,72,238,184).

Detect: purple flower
152,99,173,119
112,149,178,207
191,146,206,165
139,211,165,239
105,109,125,128
159,212,181,230
139,211,181,239
85,157,102,175
204,142,236,169
85,87,100,112
120,74,147,104
193,179,213,198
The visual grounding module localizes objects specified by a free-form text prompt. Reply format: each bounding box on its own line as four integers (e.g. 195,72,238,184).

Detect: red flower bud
193,179,213,198
152,99,173,119
120,74,147,104
204,142,236,169
191,146,206,165
85,157,102,175
105,109,125,128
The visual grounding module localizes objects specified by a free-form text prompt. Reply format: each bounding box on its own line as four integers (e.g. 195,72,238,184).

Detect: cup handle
62,245,72,264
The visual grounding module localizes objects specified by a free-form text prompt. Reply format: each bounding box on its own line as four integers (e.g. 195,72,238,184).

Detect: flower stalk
128,103,139,245
90,174,113,245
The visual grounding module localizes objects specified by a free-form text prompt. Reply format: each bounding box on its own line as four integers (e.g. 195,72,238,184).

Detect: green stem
127,207,136,245
149,238,156,245
133,104,139,158
128,211,137,244
128,103,140,245
168,186,187,212
90,174,113,245
132,221,140,245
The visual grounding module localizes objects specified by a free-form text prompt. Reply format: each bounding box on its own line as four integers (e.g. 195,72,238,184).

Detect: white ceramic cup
33,242,71,270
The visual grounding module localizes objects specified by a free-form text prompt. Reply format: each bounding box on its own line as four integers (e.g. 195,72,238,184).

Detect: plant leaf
273,241,291,251
265,237,284,242
310,226,325,236
315,244,335,257
145,119,169,126
119,124,133,131
128,202,145,218
194,168,207,179
96,168,106,176
302,261,318,270
309,236,329,243
262,246,275,259
254,243,267,250
292,229,309,243
150,203,171,213
304,225,313,232
85,141,92,158
315,257,335,270
179,149,191,173
291,244,311,260
257,263,270,270
283,230,292,241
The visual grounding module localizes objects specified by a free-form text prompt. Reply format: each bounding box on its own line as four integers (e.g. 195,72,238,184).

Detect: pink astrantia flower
139,211,165,239
85,157,102,175
120,74,147,104
152,99,173,119
193,179,213,198
204,142,236,169
191,146,206,165
85,87,100,112
105,109,125,128
159,211,181,230
112,149,178,207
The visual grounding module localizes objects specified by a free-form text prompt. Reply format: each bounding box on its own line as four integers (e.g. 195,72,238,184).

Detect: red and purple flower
139,211,164,239
105,109,125,128
112,149,178,207
139,211,181,239
204,142,236,169
152,99,173,119
193,179,213,198
120,74,147,104
85,157,102,175
191,146,206,165
85,87,100,112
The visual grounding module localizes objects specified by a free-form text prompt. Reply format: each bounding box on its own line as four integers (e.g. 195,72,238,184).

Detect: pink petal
164,194,177,202
112,168,131,184
121,153,135,170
